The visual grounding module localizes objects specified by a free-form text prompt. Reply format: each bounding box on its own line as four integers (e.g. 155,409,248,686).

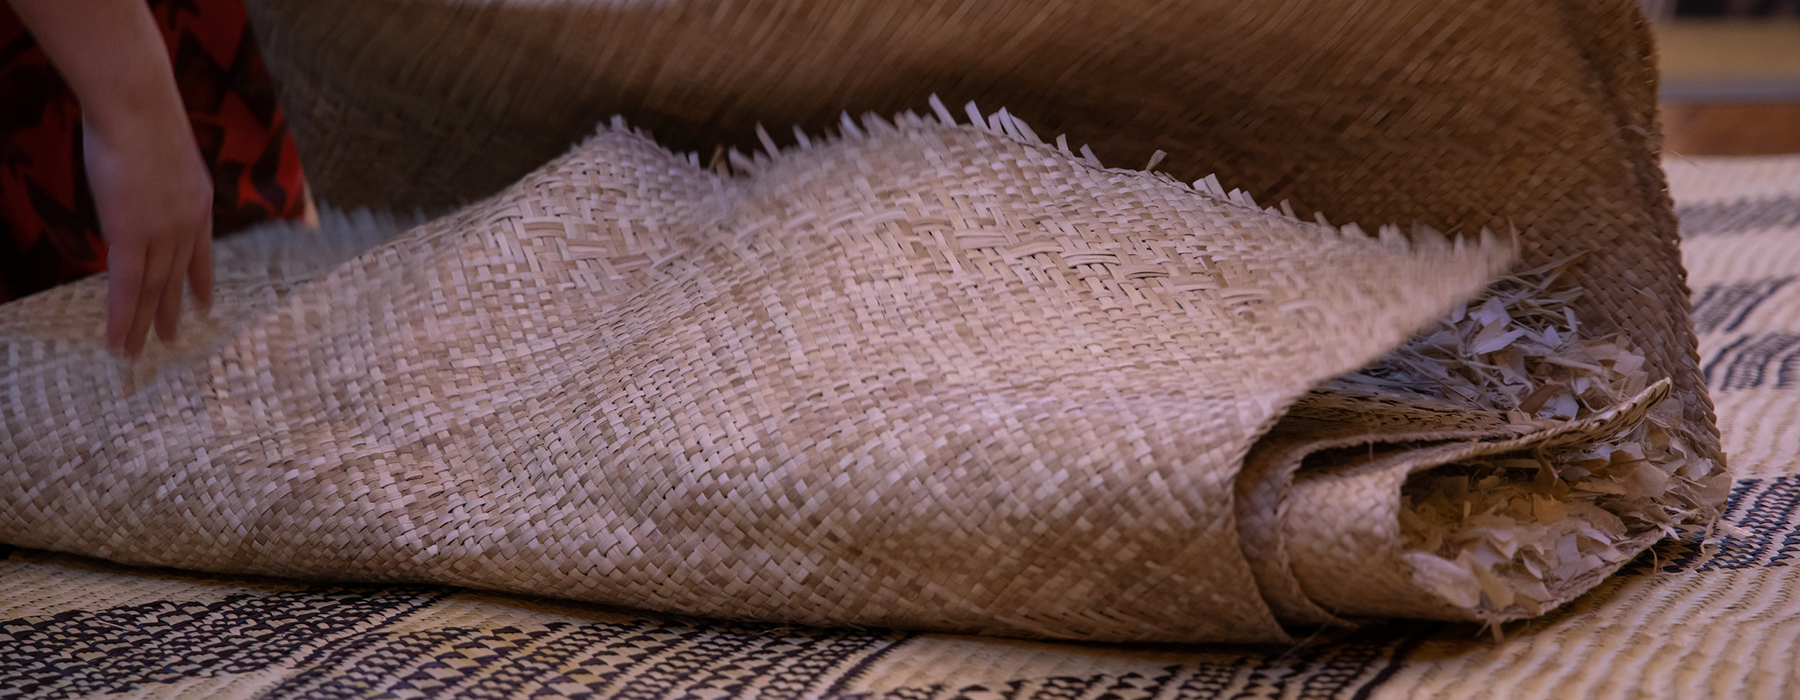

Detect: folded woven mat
2,0,1733,644
0,104,1724,642
242,0,1721,490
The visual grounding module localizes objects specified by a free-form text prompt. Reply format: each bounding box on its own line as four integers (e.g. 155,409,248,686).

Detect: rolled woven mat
242,0,1719,473
0,102,1722,642
6,155,1799,700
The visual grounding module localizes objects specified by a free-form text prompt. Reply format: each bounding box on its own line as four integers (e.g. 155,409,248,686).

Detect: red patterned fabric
0,0,306,303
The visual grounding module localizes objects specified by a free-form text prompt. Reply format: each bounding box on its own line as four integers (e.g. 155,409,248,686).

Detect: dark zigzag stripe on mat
1691,277,1794,334
1677,194,1800,237
255,618,895,699
0,587,442,698
850,624,1440,700
1650,476,1800,573
0,587,901,700
1702,332,1800,390
0,583,1429,700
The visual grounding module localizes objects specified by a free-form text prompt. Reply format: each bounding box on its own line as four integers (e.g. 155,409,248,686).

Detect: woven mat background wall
2,154,1796,700
244,0,1720,474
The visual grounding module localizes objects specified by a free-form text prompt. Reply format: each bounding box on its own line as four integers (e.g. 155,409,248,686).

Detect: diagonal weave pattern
1,154,1794,700
243,4,1726,609
1,0,1723,645
244,0,1716,478
0,116,1533,643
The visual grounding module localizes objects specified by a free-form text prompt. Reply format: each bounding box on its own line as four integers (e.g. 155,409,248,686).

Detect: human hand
84,118,214,360
8,0,218,360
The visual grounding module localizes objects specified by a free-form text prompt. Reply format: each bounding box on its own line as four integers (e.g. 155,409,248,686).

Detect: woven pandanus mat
1,155,1794,700
242,2,1726,589
0,100,1713,642
243,0,1717,472
2,0,1727,645
0,113,1491,641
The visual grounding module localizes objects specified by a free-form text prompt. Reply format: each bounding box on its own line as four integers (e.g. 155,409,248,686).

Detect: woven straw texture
0,0,1728,644
4,113,1535,642
243,0,1719,472
0,0,1722,644
0,153,1793,700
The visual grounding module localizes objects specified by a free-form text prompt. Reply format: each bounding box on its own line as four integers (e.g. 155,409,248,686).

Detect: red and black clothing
0,0,306,303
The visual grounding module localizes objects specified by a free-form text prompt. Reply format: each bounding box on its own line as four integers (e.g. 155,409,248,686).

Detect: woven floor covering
0,154,1792,698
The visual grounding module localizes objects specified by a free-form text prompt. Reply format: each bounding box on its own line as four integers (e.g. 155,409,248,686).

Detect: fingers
188,220,213,312
104,215,212,360
121,241,174,360
104,241,145,358
153,234,191,343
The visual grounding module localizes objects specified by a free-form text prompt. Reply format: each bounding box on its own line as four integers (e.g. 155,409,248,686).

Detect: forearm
7,0,190,143
10,0,215,358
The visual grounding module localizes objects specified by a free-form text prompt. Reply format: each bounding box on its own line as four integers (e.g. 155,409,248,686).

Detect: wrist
78,69,192,151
